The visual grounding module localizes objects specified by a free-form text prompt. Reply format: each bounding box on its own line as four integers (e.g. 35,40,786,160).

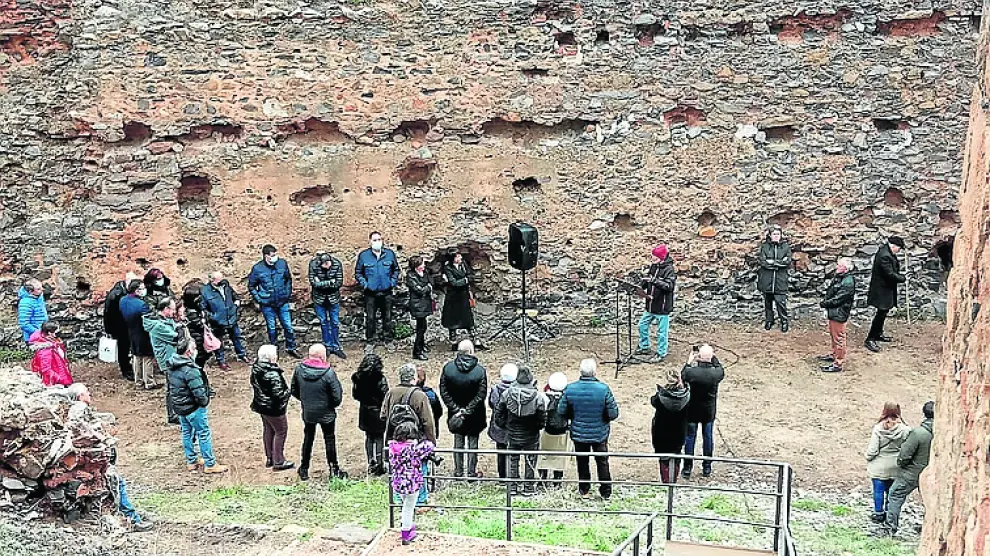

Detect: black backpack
388,388,422,434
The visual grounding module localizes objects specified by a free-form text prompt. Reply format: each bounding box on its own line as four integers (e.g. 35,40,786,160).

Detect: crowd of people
10,230,931,541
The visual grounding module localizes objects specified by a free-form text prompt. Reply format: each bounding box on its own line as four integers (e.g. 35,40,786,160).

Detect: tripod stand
489,269,555,361
609,279,651,378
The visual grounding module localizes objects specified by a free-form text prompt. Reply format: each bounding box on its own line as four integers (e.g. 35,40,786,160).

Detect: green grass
795,524,916,556
0,348,30,365
792,498,830,512
698,494,742,517
831,505,853,517
394,322,413,340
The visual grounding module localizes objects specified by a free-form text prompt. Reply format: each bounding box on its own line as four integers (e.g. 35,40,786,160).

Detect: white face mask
155,279,165,287
371,240,383,251
266,255,279,264
137,288,147,297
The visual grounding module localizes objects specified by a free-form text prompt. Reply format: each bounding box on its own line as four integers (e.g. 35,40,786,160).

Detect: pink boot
409,525,417,541
401,529,411,546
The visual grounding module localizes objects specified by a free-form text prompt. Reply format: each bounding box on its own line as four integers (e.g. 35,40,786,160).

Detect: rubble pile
0,367,115,521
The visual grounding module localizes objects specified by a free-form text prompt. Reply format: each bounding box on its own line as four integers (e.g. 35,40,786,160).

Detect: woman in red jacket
29,321,73,386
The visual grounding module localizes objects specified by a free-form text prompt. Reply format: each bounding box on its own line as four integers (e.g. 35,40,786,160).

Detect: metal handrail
611,512,660,556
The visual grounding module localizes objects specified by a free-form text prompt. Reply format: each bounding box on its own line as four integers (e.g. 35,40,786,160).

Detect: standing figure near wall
636,245,675,363
356,232,400,354
756,225,792,333
865,236,907,353
442,251,485,351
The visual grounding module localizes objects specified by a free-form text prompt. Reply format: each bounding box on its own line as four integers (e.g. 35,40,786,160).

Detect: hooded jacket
821,272,856,323
381,384,437,443
119,294,153,357
494,369,548,446
681,358,725,424
250,360,290,416
29,330,72,387
897,418,934,483
864,421,911,480
17,286,48,342
487,381,512,444
309,254,344,306
200,280,240,327
351,367,389,435
756,229,792,295
642,257,676,315
650,384,691,454
167,353,210,416
868,244,906,310
143,312,183,371
181,285,206,351
557,376,620,444
290,358,343,424
439,353,488,436
248,258,293,307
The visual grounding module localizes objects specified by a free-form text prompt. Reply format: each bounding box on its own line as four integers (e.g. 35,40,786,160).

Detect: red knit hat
652,244,668,260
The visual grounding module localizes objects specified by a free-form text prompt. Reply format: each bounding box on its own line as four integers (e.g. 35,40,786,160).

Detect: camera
428,454,445,466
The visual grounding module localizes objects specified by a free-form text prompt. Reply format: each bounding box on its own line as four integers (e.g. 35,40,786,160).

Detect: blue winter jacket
200,280,239,327
557,376,620,444
248,259,293,307
355,248,400,293
17,286,48,342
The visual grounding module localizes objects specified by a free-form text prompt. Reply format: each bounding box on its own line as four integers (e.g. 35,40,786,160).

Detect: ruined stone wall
920,2,990,553
0,0,979,350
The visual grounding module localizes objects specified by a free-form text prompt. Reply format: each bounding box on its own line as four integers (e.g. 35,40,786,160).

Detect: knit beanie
652,244,668,260
500,363,519,383
548,372,567,392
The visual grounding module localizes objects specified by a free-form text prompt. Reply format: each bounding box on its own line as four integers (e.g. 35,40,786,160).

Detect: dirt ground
76,320,939,494
369,530,606,556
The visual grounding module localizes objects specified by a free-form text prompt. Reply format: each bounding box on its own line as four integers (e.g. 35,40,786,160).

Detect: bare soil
368,530,606,556
77,320,939,494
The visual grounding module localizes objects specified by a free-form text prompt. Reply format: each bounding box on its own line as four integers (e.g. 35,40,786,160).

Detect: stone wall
0,0,979,351
920,2,990,553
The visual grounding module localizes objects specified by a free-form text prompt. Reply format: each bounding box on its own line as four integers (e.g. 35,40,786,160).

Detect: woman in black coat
181,281,210,369
442,252,484,349
351,354,389,476
405,256,433,361
650,368,691,484
250,345,293,471
143,268,174,309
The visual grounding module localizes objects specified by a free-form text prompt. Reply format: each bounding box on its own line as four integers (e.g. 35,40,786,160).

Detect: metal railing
387,448,795,554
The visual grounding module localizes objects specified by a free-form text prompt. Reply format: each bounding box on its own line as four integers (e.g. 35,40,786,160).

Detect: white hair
500,363,519,382
698,344,714,362
579,358,597,377
308,344,327,360
257,344,278,363
211,271,225,281
457,339,475,355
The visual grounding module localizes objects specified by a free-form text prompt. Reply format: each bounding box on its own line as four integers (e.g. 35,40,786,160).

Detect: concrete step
664,541,774,556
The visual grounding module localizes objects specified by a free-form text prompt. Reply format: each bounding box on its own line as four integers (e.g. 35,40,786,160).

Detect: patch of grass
831,504,853,517
0,348,31,365
394,322,413,340
588,315,605,328
427,512,631,552
699,494,741,517
795,524,916,556
792,498,830,512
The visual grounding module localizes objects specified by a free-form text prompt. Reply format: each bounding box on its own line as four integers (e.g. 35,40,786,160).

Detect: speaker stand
488,269,555,361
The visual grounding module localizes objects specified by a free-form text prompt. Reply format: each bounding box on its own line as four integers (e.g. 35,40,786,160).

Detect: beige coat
864,422,911,480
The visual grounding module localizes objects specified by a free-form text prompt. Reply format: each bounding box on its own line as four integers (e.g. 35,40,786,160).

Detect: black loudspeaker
508,222,539,271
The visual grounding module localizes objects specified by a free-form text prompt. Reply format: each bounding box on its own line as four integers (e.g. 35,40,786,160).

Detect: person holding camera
680,344,725,479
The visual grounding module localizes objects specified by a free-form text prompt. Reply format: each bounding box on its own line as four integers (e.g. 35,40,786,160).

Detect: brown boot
204,463,229,474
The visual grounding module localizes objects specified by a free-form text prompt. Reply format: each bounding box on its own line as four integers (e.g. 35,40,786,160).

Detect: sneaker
401,529,412,546
187,457,205,471
763,321,774,331
635,347,651,356
204,464,229,474
870,512,886,523
414,352,428,361
821,364,843,373
682,469,692,480
864,341,881,353
650,354,666,364
265,458,273,468
273,461,295,472
218,363,231,371
287,349,302,359
409,525,417,541
332,348,347,360
131,520,154,532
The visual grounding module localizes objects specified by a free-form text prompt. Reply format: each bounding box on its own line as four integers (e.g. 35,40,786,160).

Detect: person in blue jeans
864,402,910,522
355,232,400,352
679,345,725,479
636,244,676,363
167,339,228,474
201,271,251,367
309,252,346,359
249,244,301,359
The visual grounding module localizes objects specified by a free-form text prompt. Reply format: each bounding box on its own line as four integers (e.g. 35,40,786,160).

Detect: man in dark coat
756,225,792,333
557,358,620,499
168,339,227,474
290,344,345,480
866,236,907,353
309,252,346,359
883,401,934,535
104,272,138,380
680,345,725,479
201,271,250,367
494,366,547,495
819,258,856,373
249,244,300,358
119,280,157,390
442,252,485,350
355,231,400,352
651,368,691,483
439,340,488,478
637,244,676,363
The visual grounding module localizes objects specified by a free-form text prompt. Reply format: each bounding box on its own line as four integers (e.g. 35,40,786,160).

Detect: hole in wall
75,278,91,294
883,187,906,208
531,3,577,23
636,23,666,46
554,31,578,55
279,118,350,144
875,12,946,36
394,120,434,142
429,241,495,301
939,210,961,229
289,184,336,206
697,210,717,227
613,213,635,231
664,106,707,127
122,121,152,144
595,28,610,44
763,125,796,142
933,236,955,273
873,118,909,131
176,258,188,266
397,156,438,185
177,175,212,219
768,210,813,229
135,257,150,267
522,68,550,77
512,177,542,194
969,15,983,32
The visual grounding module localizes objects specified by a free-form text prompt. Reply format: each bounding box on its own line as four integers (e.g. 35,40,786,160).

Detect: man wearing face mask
249,245,301,359
309,252,346,359
119,280,158,390
355,232,400,353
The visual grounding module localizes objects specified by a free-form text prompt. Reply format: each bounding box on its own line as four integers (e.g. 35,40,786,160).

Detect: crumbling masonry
0,0,979,351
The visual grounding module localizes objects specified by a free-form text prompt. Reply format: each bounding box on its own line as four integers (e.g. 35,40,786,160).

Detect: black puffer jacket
181,286,206,352
439,353,488,436
543,389,569,436
642,257,676,315
406,270,434,318
167,354,211,417
309,254,344,306
290,360,343,424
494,369,547,446
143,271,174,310
756,231,792,294
821,272,856,323
867,244,905,310
103,280,129,338
351,368,389,435
681,358,725,424
651,383,691,454
250,360,290,416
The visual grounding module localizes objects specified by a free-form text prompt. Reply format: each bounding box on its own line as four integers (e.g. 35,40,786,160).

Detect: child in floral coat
388,422,435,545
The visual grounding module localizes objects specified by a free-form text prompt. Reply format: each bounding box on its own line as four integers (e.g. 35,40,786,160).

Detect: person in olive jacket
637,244,676,363
405,256,434,361
439,340,488,478
309,252,346,359
883,401,934,535
250,344,294,471
866,236,907,353
167,339,228,474
819,258,856,373
352,354,389,476
756,225,792,333
291,344,345,481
